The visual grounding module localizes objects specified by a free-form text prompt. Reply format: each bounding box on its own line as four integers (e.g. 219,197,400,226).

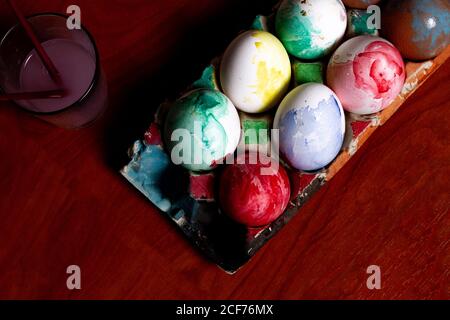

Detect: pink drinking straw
6,0,63,86
0,89,65,101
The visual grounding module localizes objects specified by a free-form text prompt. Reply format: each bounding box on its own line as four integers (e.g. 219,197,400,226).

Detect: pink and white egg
327,35,406,115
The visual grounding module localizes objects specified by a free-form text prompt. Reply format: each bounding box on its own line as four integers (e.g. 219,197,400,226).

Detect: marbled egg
275,0,347,60
220,30,291,114
273,83,346,172
219,152,291,227
327,36,406,115
342,0,381,9
163,89,241,172
382,0,450,61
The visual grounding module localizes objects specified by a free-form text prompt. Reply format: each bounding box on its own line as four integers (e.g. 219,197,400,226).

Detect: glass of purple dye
0,13,107,128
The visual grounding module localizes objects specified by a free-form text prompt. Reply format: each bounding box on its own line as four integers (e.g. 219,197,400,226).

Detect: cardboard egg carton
121,10,450,273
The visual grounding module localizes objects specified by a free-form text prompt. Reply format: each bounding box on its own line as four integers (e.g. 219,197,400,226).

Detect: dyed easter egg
219,153,291,227
342,0,380,9
382,0,450,61
275,0,347,60
163,89,241,172
220,30,291,114
327,36,406,115
273,83,346,172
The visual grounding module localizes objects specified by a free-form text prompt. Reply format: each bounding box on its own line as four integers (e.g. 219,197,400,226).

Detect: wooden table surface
0,0,448,300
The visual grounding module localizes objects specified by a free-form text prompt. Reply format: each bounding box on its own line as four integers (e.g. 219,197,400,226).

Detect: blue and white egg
273,83,346,172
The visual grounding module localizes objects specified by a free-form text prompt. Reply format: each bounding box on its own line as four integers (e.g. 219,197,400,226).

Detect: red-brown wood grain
0,0,449,299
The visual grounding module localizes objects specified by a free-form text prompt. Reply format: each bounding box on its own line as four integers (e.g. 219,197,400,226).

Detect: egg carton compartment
121,6,450,273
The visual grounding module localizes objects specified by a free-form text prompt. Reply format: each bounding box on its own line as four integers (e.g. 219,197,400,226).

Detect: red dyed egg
382,0,450,61
219,153,291,228
343,0,381,9
327,35,405,115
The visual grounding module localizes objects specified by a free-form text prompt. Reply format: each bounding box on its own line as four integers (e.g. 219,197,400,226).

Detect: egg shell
219,153,291,227
327,36,406,115
275,0,347,60
342,0,381,9
273,83,346,172
163,89,241,172
220,30,291,114
382,0,450,61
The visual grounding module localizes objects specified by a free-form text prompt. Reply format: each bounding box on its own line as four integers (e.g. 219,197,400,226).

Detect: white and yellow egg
220,30,291,114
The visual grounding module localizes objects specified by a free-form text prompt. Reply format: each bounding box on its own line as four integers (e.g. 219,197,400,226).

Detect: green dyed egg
275,0,347,60
163,89,241,172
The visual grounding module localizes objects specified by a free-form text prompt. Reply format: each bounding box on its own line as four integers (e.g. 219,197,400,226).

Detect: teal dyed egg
163,89,241,172
275,0,347,60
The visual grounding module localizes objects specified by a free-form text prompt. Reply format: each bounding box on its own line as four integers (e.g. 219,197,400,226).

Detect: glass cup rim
0,12,101,116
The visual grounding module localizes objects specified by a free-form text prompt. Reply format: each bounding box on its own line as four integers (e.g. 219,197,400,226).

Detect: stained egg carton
121,8,450,273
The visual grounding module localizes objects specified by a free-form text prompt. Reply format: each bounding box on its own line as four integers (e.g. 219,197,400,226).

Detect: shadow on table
102,0,277,171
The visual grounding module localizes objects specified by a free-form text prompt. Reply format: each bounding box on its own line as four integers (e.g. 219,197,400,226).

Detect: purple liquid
18,38,96,113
